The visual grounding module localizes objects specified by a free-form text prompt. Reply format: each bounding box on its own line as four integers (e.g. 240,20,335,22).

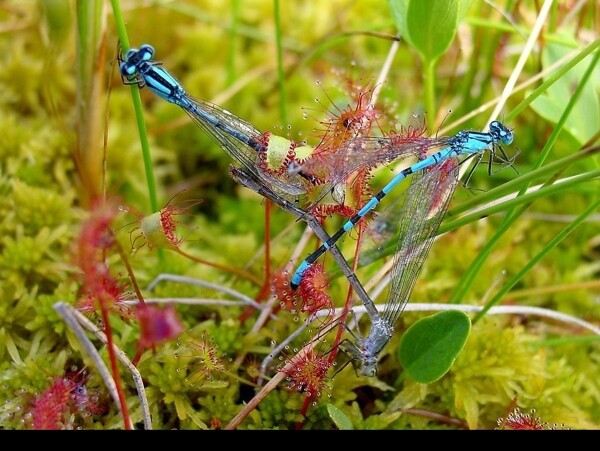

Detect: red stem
98,294,132,429
240,200,274,323
264,200,272,286
175,247,262,286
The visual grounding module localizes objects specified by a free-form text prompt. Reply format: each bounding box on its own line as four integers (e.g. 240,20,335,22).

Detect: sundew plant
0,0,599,430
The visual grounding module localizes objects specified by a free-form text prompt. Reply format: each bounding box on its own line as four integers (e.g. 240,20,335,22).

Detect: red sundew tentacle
271,267,300,312
29,371,108,430
497,407,549,430
311,204,357,222
31,377,76,430
159,204,183,247
75,202,117,279
387,121,428,145
315,81,381,154
295,264,334,316
74,200,132,429
380,121,430,162
279,347,332,398
138,198,202,251
76,282,135,320
132,196,262,285
75,202,133,319
306,75,381,163
349,168,374,211
256,135,271,174
256,131,299,176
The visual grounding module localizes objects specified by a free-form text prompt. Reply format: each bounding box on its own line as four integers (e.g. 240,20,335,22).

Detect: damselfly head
124,48,138,61
139,44,155,60
119,58,135,77
120,45,156,77
338,339,378,377
360,361,378,377
490,120,514,146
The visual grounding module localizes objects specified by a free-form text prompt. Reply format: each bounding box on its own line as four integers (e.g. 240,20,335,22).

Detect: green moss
0,348,71,428
242,389,304,429
12,181,74,234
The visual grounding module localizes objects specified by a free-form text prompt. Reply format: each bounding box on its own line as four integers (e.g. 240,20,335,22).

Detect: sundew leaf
327,403,354,430
388,0,459,64
530,42,600,145
398,310,471,383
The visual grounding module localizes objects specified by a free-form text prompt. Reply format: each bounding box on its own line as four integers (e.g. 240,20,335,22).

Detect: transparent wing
302,135,453,210
184,95,310,199
382,159,459,327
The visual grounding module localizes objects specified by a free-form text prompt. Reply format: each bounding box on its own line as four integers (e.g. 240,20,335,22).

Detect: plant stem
75,0,105,205
174,247,263,286
273,0,287,126
54,302,134,429
109,0,159,215
226,0,240,87
424,59,436,124
71,306,152,429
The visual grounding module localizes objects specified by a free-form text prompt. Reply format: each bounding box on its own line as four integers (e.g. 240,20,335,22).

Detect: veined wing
183,96,311,198
382,159,459,327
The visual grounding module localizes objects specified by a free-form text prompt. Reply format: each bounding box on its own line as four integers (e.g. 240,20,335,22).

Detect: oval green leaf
388,0,473,47
530,43,600,145
406,0,459,64
326,403,354,430
398,310,471,384
388,0,414,48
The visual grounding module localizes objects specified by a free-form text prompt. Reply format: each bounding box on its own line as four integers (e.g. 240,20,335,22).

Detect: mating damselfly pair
120,43,518,376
